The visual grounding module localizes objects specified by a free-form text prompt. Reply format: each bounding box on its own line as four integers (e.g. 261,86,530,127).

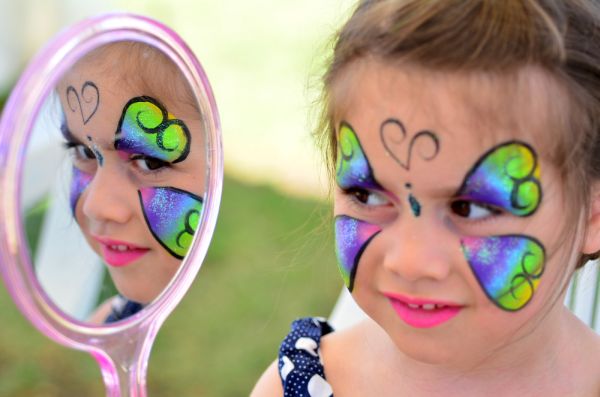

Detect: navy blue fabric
104,296,144,323
278,317,334,397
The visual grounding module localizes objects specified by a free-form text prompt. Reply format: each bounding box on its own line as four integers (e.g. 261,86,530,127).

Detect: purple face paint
461,235,545,311
115,96,191,163
335,122,384,291
70,167,92,214
458,141,545,311
335,215,381,291
457,141,541,216
336,121,381,191
139,186,203,259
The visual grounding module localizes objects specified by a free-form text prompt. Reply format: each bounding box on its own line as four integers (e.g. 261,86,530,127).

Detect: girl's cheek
70,167,93,215
334,215,381,291
138,186,203,259
461,235,546,311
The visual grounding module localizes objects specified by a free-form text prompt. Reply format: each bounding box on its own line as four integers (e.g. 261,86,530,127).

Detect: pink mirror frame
0,13,222,397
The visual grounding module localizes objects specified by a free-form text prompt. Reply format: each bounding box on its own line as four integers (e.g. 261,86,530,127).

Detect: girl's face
333,60,576,366
58,57,205,305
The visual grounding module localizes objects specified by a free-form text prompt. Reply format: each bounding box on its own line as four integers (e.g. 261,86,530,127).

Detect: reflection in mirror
22,41,206,324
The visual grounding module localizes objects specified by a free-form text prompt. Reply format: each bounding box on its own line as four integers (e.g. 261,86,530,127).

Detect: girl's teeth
110,245,129,251
422,303,435,310
408,303,420,309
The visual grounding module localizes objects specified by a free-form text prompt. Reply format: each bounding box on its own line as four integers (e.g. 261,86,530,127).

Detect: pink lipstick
93,236,149,267
384,293,462,328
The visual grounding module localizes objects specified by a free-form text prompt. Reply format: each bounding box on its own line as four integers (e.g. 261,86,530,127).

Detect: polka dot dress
278,317,334,397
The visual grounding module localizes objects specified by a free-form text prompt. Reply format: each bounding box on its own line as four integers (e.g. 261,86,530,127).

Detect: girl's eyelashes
130,154,171,174
450,199,503,220
343,186,390,208
64,141,96,162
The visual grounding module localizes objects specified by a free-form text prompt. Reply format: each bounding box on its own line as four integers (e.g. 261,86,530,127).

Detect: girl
57,41,205,322
253,0,600,396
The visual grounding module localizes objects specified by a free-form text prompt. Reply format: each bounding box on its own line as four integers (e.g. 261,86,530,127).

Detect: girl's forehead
333,59,567,150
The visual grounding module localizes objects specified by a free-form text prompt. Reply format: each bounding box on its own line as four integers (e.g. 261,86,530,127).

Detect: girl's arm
250,359,283,397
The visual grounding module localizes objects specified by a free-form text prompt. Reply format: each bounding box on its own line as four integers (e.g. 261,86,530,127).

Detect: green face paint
115,96,191,163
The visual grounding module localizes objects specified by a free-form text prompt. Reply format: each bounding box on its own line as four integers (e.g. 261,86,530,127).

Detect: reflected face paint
458,141,545,311
457,141,541,216
335,215,381,290
70,167,92,214
139,187,203,259
115,96,191,163
335,122,383,291
461,235,545,311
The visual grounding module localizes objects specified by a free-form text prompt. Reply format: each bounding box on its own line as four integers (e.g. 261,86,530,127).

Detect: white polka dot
307,374,333,397
280,355,294,381
295,337,319,357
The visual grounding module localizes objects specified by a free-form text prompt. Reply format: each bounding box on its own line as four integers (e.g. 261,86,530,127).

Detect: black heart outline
66,81,99,125
379,118,440,170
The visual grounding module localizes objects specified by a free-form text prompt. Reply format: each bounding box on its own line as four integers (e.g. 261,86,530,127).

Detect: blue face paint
138,186,203,259
70,167,92,214
457,141,545,311
86,136,104,166
335,122,384,291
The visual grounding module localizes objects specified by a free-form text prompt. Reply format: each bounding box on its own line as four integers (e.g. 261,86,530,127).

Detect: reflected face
332,60,572,365
58,50,205,304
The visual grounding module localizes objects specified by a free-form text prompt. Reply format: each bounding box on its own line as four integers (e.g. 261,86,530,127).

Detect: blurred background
0,0,355,395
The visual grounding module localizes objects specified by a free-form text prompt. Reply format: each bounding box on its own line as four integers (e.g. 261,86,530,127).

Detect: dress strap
278,317,334,397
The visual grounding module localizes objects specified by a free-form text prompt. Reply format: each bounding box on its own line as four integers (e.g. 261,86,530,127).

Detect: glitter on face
408,193,421,217
335,215,381,291
461,235,545,311
70,167,92,214
457,141,541,216
115,96,191,163
139,186,203,259
336,121,382,191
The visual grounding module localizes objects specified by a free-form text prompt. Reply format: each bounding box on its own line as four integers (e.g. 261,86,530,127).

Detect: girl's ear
582,182,600,255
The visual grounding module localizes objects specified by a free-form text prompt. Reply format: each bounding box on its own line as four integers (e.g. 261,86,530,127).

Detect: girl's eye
347,187,390,206
71,144,96,161
131,155,170,172
450,200,502,220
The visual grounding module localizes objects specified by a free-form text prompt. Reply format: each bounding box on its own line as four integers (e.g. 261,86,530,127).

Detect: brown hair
316,0,600,269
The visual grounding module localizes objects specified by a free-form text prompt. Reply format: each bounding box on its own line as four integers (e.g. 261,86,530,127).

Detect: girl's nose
81,165,133,225
381,218,453,283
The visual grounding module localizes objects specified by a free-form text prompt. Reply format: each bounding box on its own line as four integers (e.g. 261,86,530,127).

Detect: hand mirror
0,13,222,396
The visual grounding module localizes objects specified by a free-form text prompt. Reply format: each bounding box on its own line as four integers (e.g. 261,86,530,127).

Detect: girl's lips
383,292,462,329
92,236,149,267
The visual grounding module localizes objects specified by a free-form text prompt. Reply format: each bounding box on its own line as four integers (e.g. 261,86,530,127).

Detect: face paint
335,215,381,291
457,141,541,216
115,96,191,163
86,136,104,166
408,193,421,217
457,141,545,311
379,118,440,171
70,167,92,214
335,122,383,291
461,235,545,311
139,186,203,259
336,121,381,190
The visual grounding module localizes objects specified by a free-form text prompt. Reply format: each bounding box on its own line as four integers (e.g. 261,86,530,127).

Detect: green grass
0,175,341,396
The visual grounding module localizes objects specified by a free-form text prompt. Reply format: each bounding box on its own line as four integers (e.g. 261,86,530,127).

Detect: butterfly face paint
335,122,383,291
461,236,545,311
86,136,104,166
115,96,191,163
457,141,541,216
458,141,545,311
70,167,92,214
139,187,203,259
335,216,381,290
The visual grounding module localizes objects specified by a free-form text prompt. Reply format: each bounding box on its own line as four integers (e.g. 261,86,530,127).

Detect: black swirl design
379,118,440,171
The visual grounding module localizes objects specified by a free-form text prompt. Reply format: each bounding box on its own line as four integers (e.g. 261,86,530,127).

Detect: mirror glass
21,40,207,324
